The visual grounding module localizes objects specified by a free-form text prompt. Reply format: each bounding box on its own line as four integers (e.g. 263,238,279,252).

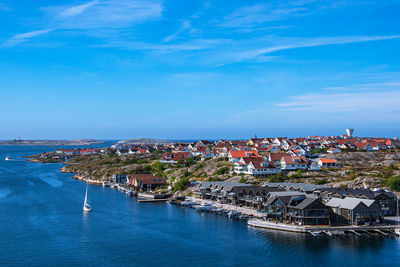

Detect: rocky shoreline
60,166,102,185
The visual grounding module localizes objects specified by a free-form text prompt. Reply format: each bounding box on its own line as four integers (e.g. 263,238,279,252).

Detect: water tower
346,128,354,138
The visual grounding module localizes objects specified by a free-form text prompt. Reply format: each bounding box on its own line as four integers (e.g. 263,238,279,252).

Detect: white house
280,156,308,170
318,158,338,168
234,157,281,176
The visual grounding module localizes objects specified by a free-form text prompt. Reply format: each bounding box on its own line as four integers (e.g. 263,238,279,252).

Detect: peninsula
0,139,104,146
26,132,400,235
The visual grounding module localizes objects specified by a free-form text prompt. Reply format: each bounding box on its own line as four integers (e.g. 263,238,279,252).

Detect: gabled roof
281,155,306,164
287,196,322,210
325,197,375,210
229,150,259,158
269,152,291,161
231,186,282,196
199,181,251,191
319,187,396,199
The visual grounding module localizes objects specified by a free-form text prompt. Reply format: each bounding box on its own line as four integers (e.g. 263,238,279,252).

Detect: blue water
0,145,400,266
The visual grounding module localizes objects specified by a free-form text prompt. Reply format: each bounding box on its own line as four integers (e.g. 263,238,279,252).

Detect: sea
0,144,400,266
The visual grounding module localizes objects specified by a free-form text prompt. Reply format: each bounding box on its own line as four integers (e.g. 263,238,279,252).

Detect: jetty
248,219,400,236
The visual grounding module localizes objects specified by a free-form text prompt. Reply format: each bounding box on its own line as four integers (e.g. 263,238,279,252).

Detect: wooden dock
248,219,400,236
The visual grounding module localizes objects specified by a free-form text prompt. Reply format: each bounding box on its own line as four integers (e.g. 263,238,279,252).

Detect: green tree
173,178,190,192
153,162,165,172
216,166,229,175
386,176,400,191
187,157,195,166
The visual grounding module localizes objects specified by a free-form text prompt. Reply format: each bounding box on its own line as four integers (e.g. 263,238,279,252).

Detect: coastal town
28,129,400,236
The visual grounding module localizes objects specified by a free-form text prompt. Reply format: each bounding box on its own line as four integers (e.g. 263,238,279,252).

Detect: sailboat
83,183,92,212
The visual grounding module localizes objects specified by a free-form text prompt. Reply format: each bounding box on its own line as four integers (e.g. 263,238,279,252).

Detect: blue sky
1,0,400,140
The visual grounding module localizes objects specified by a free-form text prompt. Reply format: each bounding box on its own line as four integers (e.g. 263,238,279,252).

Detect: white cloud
44,0,163,29
234,35,400,62
220,3,307,29
3,29,53,47
4,0,163,47
58,0,99,18
277,90,400,113
323,82,400,91
97,38,231,53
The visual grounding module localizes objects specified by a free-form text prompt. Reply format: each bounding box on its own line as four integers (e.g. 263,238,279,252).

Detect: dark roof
267,195,296,206
319,187,396,199
287,196,322,210
231,186,282,196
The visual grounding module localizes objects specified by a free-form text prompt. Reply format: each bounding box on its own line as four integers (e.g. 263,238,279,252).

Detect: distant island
112,138,172,147
0,139,104,146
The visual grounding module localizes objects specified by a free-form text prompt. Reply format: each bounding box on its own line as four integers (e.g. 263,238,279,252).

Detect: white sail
83,183,91,212
84,183,88,205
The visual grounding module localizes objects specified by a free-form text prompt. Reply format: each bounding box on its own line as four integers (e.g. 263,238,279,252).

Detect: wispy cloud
5,0,163,47
234,35,400,62
163,20,191,43
0,3,12,12
3,29,54,47
97,38,231,53
43,0,163,29
277,90,400,112
220,3,308,29
219,1,370,31
323,82,400,91
58,0,99,18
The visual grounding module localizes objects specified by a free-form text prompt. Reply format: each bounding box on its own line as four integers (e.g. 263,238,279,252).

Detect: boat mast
84,183,88,205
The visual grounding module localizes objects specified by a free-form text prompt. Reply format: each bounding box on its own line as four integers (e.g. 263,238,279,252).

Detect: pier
248,219,400,236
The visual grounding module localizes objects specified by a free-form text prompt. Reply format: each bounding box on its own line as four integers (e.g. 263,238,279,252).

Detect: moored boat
180,201,198,207
194,203,213,212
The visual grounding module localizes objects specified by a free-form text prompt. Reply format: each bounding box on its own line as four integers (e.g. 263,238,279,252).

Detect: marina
84,181,400,237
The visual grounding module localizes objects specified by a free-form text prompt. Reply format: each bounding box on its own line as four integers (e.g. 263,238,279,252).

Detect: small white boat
5,156,10,161
394,228,400,236
194,203,213,212
83,183,92,212
180,201,198,207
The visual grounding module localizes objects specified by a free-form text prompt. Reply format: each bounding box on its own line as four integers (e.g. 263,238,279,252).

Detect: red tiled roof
269,152,291,161
128,174,166,185
320,159,337,163
230,150,259,158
